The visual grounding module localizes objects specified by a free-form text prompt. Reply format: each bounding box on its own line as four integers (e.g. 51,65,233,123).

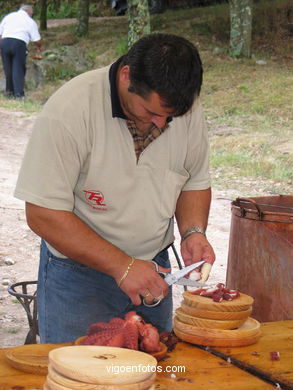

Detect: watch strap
181,226,206,242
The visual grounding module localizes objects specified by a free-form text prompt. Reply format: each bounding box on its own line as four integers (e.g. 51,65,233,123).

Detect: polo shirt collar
109,56,127,119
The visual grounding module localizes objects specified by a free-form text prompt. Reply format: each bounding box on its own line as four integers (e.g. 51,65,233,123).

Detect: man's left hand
181,233,215,281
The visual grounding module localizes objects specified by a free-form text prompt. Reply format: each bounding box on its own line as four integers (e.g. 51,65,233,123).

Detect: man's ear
119,65,130,85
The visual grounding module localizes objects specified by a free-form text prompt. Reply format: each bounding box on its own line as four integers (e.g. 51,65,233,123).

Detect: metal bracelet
181,226,206,242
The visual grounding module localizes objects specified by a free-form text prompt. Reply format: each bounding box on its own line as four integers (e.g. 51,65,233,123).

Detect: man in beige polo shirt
15,33,215,343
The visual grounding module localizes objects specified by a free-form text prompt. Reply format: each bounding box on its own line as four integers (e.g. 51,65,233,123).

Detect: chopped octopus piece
139,323,161,352
160,331,179,352
270,351,280,361
191,283,240,302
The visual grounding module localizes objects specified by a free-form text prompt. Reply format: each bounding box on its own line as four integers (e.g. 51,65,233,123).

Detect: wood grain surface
0,337,278,390
180,301,252,320
209,320,293,390
4,343,71,375
155,340,274,389
175,307,247,329
173,316,261,347
74,338,168,361
183,291,254,312
47,365,156,390
49,346,157,385
45,372,156,390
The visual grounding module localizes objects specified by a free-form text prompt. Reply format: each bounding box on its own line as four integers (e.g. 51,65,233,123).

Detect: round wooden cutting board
47,365,156,390
175,308,247,329
49,346,157,385
180,301,252,320
183,291,254,312
174,327,262,347
173,316,261,347
45,379,155,390
74,338,167,362
4,343,71,375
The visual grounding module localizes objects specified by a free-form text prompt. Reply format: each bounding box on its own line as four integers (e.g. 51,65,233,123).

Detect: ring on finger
144,291,152,298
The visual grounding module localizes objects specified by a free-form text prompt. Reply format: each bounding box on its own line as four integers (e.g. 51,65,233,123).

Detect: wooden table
0,321,292,390
209,321,293,390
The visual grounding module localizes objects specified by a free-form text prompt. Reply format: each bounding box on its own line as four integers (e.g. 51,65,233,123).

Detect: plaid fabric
126,120,169,160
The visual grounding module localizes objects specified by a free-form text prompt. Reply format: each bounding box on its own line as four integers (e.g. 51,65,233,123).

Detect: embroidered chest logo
83,190,107,210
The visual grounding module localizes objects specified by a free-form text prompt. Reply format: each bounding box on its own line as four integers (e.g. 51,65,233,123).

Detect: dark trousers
0,38,27,97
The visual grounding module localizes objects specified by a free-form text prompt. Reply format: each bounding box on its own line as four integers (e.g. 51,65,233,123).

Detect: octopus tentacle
139,324,161,353
86,321,124,335
106,331,125,347
82,331,113,345
123,322,139,350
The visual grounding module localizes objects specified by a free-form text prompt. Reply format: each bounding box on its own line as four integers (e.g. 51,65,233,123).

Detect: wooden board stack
44,346,157,390
174,290,261,347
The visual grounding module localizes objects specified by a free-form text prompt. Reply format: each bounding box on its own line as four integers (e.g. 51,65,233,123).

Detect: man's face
118,66,173,130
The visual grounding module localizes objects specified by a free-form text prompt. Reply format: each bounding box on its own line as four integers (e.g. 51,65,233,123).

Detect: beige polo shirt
14,65,211,260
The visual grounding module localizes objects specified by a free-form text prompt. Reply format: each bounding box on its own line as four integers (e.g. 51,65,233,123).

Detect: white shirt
0,9,41,45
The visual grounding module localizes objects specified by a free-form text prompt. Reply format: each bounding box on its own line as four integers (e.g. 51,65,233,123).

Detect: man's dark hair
122,33,203,117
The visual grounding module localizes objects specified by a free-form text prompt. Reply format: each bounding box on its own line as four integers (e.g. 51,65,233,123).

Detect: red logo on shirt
83,190,107,210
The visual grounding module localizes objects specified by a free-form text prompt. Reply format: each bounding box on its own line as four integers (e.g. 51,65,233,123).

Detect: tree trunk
39,0,47,31
127,0,150,48
229,0,253,58
76,0,89,37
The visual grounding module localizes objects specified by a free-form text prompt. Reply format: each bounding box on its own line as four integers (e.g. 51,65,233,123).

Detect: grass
0,0,292,196
7,329,21,334
0,95,42,113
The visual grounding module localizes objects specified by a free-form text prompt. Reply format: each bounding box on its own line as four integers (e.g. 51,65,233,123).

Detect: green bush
47,2,77,19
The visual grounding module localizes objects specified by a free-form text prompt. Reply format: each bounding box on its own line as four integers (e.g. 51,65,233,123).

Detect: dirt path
0,107,232,348
46,16,118,28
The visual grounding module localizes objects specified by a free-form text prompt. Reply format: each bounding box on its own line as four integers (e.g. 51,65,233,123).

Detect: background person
0,4,42,98
14,33,215,343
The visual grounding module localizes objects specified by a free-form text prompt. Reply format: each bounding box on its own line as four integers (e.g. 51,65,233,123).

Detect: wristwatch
181,226,206,242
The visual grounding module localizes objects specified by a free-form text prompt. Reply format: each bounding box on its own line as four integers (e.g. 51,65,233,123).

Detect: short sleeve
14,115,84,211
29,20,41,42
0,16,6,35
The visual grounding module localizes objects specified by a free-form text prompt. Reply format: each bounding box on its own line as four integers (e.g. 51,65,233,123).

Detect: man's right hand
117,259,170,306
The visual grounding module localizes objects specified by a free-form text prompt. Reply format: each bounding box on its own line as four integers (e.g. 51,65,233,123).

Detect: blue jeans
37,240,173,343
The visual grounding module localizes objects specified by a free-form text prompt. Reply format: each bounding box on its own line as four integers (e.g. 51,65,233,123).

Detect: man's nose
152,116,167,129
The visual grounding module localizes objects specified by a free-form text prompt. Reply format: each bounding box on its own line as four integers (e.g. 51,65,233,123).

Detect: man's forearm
34,40,43,51
25,202,130,281
175,188,212,237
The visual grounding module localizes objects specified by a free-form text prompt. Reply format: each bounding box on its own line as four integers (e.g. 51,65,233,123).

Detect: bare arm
175,188,212,235
175,188,215,268
33,40,43,51
26,202,168,304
